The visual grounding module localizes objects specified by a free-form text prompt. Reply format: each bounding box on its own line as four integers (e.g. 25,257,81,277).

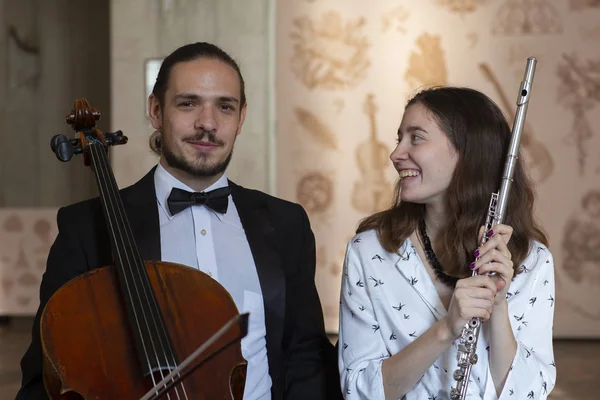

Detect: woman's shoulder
520,240,553,272
348,229,380,247
346,229,410,259
511,240,554,288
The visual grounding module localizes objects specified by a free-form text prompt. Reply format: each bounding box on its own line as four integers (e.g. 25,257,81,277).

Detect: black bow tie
167,186,231,216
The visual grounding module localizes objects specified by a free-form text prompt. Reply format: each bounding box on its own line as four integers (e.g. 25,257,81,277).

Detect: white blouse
338,229,556,400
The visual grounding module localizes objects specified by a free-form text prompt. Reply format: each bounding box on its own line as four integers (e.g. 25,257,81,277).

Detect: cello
351,93,391,213
41,99,248,399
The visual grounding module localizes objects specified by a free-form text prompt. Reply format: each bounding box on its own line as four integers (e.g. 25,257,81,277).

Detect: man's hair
358,86,548,278
149,42,246,155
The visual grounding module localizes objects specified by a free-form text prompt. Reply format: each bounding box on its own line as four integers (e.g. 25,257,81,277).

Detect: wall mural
297,172,335,214
492,0,563,35
381,6,410,34
570,0,600,10
437,0,486,14
561,190,600,319
290,11,370,90
557,53,600,175
579,24,600,41
278,1,600,337
294,107,338,150
0,210,58,314
351,94,393,213
405,33,448,89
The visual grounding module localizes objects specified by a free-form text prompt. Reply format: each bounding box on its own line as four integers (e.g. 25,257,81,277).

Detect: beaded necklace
418,217,459,287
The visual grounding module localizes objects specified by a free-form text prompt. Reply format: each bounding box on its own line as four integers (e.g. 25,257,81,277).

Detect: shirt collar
395,237,448,319
154,163,230,221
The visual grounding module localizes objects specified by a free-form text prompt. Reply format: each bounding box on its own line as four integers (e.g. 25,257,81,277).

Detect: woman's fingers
474,232,512,261
456,275,498,294
455,286,496,302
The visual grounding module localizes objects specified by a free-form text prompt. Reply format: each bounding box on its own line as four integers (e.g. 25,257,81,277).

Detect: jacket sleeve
282,204,342,400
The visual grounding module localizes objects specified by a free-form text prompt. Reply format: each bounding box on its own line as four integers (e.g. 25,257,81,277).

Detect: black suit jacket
17,168,341,400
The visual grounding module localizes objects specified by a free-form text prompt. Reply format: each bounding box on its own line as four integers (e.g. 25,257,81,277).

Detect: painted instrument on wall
450,57,538,400
352,93,391,213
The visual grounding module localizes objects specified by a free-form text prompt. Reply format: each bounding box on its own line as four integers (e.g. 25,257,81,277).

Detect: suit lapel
229,181,286,387
120,167,161,261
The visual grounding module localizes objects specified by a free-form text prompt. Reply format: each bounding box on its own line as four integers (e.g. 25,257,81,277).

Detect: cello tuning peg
106,130,128,146
71,139,83,155
50,134,68,152
50,134,74,162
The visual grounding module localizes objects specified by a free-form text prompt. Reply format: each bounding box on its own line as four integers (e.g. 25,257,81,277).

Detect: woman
338,87,555,399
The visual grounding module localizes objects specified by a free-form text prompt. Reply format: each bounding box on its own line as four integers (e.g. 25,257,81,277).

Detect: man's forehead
167,59,240,98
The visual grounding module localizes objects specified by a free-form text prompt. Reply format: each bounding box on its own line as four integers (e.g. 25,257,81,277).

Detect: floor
1,317,598,399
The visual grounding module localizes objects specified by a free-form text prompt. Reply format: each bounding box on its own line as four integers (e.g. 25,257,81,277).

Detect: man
17,42,340,400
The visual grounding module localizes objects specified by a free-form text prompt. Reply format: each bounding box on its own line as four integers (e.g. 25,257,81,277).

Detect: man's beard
161,130,234,178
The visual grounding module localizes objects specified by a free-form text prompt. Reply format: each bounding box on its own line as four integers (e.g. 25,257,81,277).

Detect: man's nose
195,105,217,132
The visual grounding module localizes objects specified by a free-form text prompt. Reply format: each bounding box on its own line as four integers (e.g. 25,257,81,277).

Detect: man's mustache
182,131,224,146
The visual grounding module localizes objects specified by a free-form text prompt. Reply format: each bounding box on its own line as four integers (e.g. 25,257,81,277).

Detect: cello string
89,142,172,398
92,140,188,398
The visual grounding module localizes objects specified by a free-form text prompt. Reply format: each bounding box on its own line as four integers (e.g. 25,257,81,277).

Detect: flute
450,57,538,400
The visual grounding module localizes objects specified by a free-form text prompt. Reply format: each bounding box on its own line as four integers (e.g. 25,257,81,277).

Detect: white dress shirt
339,229,556,400
154,164,272,400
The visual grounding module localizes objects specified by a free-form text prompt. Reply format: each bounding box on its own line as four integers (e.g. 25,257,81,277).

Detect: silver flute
449,57,537,400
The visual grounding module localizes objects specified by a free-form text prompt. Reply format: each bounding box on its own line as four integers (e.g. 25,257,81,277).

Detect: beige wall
110,0,276,194
276,1,600,337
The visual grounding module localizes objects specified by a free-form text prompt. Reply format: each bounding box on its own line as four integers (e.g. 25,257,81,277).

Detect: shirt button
201,229,207,236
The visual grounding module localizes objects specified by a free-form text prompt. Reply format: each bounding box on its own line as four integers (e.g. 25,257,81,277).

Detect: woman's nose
390,141,409,163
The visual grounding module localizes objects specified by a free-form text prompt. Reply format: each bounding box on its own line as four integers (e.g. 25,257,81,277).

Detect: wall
0,0,110,207
276,0,600,337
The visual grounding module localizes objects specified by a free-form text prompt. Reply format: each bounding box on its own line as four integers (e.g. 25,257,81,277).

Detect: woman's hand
472,224,515,306
444,275,497,338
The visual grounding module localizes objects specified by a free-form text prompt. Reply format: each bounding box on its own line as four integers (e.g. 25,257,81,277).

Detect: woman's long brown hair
357,86,548,278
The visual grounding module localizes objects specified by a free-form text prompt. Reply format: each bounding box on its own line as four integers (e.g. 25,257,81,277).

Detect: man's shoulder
230,182,305,214
57,169,153,222
57,196,101,219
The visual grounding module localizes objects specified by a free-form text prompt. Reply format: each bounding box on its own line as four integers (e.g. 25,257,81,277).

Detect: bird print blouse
338,229,556,400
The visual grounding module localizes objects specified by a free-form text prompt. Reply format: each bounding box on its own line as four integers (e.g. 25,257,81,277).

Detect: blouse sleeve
338,241,388,399
497,248,556,399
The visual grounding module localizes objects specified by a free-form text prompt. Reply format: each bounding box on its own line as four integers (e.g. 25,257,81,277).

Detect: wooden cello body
41,99,247,399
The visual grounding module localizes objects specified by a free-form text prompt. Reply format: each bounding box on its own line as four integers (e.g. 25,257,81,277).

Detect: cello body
41,262,246,399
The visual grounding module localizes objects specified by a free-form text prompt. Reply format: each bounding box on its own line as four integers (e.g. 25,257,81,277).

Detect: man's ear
236,102,248,136
148,94,162,130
